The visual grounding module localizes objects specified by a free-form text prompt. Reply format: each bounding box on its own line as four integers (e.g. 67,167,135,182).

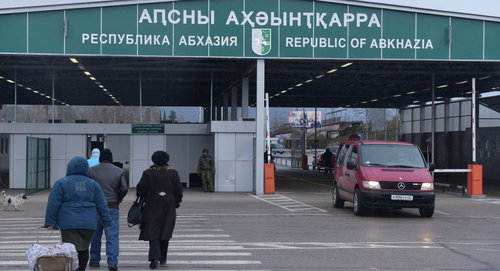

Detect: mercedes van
332,141,435,217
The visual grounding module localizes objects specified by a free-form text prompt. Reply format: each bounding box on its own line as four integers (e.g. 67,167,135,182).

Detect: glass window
461,101,471,116
350,146,358,166
361,144,426,168
337,144,350,166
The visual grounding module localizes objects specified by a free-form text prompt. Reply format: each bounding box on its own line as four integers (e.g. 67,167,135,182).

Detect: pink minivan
332,141,435,217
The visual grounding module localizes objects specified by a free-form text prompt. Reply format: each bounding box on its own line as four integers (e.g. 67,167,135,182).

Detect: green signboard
0,0,498,60
132,124,165,134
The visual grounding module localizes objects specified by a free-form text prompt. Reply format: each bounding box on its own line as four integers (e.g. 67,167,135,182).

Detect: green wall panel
0,13,27,53
314,2,347,59
173,0,209,57
138,3,173,56
245,0,279,58
382,10,415,59
416,14,448,60
28,11,64,54
348,6,381,59
102,5,137,55
485,21,500,60
209,0,244,57
66,8,101,55
451,18,483,60
0,0,496,61
280,0,313,58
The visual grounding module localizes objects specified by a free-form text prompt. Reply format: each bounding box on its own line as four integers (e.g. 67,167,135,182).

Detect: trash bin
264,163,275,194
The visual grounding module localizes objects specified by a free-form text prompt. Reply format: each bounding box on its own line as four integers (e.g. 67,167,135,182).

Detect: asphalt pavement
2,166,500,270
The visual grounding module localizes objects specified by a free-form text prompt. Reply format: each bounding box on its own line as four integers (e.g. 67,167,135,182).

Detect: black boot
149,260,158,269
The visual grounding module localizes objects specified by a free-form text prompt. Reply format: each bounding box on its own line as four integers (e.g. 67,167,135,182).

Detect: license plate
391,195,413,201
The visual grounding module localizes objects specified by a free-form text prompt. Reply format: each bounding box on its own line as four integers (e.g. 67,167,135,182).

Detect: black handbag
127,196,144,227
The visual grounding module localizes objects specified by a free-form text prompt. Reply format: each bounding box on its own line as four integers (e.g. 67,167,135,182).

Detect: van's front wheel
332,184,344,208
419,207,434,218
353,189,367,216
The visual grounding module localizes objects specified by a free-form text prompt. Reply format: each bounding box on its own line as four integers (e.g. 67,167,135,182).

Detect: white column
431,74,435,165
231,86,237,121
472,78,477,163
242,77,249,118
222,93,229,121
255,60,265,195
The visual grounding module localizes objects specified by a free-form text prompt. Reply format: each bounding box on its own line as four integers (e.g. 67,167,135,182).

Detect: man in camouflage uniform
197,149,215,192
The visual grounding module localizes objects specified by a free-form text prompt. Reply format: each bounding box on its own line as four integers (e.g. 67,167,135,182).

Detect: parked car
312,146,339,172
332,141,435,217
271,143,285,155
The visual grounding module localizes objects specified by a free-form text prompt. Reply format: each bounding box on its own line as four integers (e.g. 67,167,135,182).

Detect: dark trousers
77,249,89,271
148,240,169,262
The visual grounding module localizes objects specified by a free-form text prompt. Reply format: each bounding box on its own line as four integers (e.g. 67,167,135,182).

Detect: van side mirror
428,163,435,172
347,161,357,170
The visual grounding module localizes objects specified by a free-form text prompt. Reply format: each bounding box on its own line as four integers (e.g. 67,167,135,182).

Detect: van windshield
360,144,426,168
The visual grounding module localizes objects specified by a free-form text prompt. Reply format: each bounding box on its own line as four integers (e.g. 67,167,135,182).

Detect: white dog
1,191,28,211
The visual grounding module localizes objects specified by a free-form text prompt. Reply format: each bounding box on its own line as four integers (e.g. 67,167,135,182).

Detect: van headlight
362,181,381,189
421,182,434,191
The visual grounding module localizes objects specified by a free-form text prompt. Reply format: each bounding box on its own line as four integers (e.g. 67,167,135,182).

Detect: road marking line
250,194,327,213
435,210,450,215
0,260,263,265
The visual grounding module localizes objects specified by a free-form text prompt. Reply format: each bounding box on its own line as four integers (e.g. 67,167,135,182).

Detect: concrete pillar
231,86,238,121
255,60,265,195
242,77,249,118
223,93,229,121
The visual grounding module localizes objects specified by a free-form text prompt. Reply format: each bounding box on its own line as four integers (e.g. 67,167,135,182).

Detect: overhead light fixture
17,84,24,87
316,74,325,79
281,90,287,94
371,99,378,102
0,76,4,79
46,96,51,99
84,71,91,76
33,90,39,93
99,85,104,88
89,77,96,81
479,75,491,80
406,91,416,95
6,79,14,84
361,101,368,104
305,79,313,83
69,58,78,64
341,62,353,68
413,100,420,103
103,89,108,92
437,84,448,89
393,94,402,97
345,105,351,108
456,80,468,85
288,87,293,90
296,83,303,87
275,93,280,96
327,69,338,73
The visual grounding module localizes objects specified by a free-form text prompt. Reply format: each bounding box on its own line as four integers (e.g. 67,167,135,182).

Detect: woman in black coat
136,151,183,269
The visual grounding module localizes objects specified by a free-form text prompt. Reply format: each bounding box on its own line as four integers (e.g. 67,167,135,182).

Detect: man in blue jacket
88,148,100,167
45,156,112,271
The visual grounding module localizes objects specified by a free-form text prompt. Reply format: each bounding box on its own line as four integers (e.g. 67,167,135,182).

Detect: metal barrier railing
433,169,471,196
273,156,303,168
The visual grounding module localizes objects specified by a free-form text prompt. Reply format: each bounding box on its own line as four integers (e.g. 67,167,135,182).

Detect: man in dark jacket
88,149,128,271
197,149,215,192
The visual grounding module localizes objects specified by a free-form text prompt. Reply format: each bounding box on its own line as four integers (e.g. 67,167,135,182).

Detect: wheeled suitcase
35,256,73,271
26,228,78,271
